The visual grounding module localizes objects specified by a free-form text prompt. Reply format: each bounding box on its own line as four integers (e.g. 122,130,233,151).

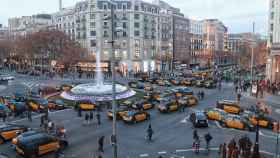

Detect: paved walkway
0,85,6,92
242,92,280,105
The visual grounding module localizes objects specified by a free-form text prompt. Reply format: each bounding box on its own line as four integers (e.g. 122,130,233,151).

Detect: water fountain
60,51,136,102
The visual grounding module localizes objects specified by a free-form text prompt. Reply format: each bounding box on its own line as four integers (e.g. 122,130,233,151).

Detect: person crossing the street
98,136,105,152
146,124,154,141
89,111,93,124
204,132,212,153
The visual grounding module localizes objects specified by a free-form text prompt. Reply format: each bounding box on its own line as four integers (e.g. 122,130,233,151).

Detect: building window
271,12,274,20
123,4,127,10
90,40,96,47
271,23,274,31
90,4,95,9
123,32,127,37
90,22,95,28
103,4,107,10
90,31,96,36
134,22,140,28
134,5,139,11
123,22,127,28
134,30,140,36
90,14,95,19
134,14,140,20
104,31,109,37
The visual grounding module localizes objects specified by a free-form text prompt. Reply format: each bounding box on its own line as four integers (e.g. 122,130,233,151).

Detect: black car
190,111,208,128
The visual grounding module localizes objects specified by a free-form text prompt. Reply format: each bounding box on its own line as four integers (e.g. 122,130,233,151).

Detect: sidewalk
242,92,280,105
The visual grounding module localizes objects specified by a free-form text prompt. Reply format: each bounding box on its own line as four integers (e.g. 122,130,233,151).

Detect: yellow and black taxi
132,100,155,110
122,111,150,123
6,101,26,114
128,81,144,89
0,124,28,144
13,93,27,102
107,106,128,120
15,132,68,158
143,92,160,102
222,114,255,131
173,87,194,97
12,130,41,145
216,100,242,114
76,100,96,111
48,99,67,110
169,78,180,85
180,78,193,86
158,99,180,113
178,95,198,107
26,97,49,112
205,108,227,121
203,80,217,88
0,96,11,105
242,111,274,129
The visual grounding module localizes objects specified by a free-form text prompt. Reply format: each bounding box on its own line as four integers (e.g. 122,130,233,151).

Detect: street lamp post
252,110,261,158
276,121,279,158
250,22,255,96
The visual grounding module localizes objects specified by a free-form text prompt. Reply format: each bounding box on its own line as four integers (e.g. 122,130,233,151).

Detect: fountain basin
60,83,136,102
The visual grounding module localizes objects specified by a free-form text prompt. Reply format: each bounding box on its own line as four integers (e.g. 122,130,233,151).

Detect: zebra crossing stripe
139,154,149,157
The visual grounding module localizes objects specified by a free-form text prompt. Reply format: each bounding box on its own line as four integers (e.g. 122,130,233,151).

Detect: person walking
201,90,205,100
89,111,94,124
146,124,154,141
204,132,212,152
222,143,227,158
78,108,82,117
193,129,199,141
194,138,200,154
2,112,6,122
98,136,105,152
84,113,89,126
27,110,32,122
96,112,101,125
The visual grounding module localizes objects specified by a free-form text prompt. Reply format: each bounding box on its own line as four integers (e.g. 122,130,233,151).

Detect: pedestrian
204,132,212,152
54,147,61,158
146,124,154,141
27,110,32,122
85,113,89,125
193,129,199,141
96,112,101,125
98,136,105,152
227,139,236,158
40,115,45,127
194,139,200,154
222,143,227,158
2,112,6,122
78,108,82,117
89,111,93,124
201,90,205,100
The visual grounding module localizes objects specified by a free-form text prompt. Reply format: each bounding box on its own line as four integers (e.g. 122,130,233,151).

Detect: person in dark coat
85,113,89,125
96,112,101,125
222,143,227,158
146,124,154,141
98,136,105,152
89,111,93,124
2,112,6,122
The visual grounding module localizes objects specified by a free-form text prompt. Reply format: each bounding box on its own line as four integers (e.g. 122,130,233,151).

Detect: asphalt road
0,74,279,158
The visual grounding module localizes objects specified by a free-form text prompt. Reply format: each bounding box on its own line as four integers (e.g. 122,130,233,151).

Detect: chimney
59,0,62,11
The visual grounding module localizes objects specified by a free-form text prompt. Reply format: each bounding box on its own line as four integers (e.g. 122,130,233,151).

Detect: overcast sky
0,0,269,35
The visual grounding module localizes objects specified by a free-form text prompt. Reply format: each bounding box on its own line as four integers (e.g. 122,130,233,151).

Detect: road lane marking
139,153,149,157
259,130,278,139
158,151,167,154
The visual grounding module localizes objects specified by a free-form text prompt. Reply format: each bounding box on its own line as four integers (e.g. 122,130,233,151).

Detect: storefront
266,44,280,83
76,61,109,72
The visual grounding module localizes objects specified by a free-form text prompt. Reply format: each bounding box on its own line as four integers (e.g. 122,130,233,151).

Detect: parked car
222,114,255,131
26,97,48,112
0,124,28,144
242,111,275,129
190,111,208,128
107,106,128,120
132,100,155,110
76,100,96,111
122,111,150,124
158,100,180,113
178,96,198,107
47,99,67,110
216,100,242,114
15,132,68,158
205,108,227,121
